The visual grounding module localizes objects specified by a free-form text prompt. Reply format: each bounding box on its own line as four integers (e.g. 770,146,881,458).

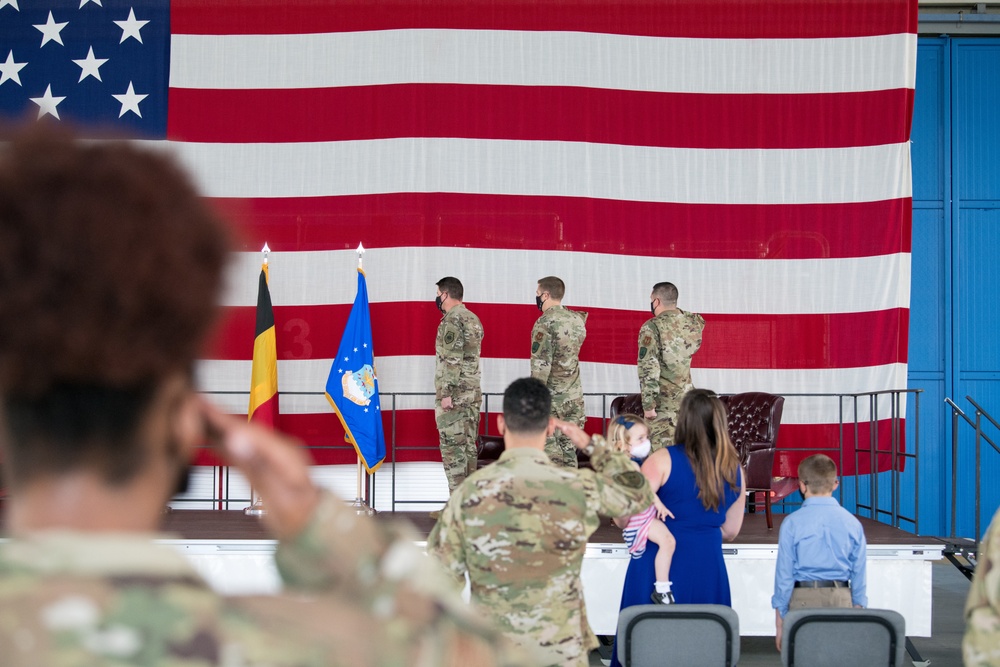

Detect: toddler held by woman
610,415,677,604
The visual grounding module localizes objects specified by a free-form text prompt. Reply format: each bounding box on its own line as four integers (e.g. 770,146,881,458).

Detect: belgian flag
248,263,279,428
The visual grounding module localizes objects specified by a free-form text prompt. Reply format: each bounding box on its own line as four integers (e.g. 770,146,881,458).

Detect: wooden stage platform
160,508,930,547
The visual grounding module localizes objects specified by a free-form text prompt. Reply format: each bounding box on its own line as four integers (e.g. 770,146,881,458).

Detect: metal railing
181,388,921,533
945,395,1000,546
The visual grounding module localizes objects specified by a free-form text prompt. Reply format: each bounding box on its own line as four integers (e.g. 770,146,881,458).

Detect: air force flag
325,269,386,472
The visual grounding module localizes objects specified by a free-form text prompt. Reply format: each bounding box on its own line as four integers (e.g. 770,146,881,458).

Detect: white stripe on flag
151,139,912,204
170,30,917,94
219,248,911,315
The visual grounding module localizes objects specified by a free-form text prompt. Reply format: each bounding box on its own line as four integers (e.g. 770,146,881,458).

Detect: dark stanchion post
391,392,397,513
944,398,964,539
870,393,878,521
975,407,982,547
914,390,921,535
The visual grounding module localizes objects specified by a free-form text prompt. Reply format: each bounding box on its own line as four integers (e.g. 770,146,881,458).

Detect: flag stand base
244,498,267,517
350,498,376,517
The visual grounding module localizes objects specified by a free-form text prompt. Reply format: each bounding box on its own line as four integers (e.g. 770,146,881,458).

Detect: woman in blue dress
610,389,746,667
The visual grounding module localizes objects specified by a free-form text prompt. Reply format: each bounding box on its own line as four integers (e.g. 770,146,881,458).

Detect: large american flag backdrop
1,0,916,477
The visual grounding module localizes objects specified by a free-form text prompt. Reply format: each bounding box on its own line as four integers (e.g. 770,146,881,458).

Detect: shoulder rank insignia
614,470,647,489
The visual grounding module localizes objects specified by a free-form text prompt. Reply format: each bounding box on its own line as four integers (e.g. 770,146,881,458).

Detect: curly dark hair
0,125,230,484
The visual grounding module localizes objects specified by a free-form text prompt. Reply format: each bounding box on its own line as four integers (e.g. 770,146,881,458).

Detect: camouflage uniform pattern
435,303,485,492
530,305,588,467
427,437,655,667
637,309,706,449
0,493,534,667
965,506,1000,665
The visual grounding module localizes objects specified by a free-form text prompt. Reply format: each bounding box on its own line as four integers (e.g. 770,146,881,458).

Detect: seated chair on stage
609,393,644,422
718,392,785,530
616,603,740,667
609,391,786,529
780,608,906,667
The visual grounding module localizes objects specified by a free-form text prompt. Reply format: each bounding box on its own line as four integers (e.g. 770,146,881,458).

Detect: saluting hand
553,419,592,450
201,399,321,541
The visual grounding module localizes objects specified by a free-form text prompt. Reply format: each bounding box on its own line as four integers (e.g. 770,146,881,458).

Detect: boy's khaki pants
789,587,853,610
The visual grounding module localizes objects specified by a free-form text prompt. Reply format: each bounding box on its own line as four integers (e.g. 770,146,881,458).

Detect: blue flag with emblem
325,268,386,473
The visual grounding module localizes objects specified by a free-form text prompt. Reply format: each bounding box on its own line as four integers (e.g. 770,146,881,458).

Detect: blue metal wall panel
908,37,1000,537
953,40,1000,538
909,38,949,535
956,44,1000,202
959,208,1000,371
910,208,946,371
912,41,946,202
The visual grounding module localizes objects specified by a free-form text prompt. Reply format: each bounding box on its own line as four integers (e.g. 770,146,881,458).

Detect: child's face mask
630,437,652,460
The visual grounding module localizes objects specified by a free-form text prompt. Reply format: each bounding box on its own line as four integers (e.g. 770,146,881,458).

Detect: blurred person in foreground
964,505,1000,666
0,126,530,666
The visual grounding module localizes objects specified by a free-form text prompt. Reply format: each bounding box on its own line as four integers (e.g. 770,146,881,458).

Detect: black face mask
435,295,445,313
536,295,544,312
650,301,657,316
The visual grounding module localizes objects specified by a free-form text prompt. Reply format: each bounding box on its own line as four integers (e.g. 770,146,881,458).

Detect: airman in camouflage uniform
435,277,485,493
427,378,655,667
964,505,1000,665
638,282,706,450
530,276,588,467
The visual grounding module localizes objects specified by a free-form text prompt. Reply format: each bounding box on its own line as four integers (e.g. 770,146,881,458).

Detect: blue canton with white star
0,0,169,137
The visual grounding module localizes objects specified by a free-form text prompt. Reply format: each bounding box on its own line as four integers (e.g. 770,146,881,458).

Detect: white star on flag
114,8,149,44
0,51,27,86
112,81,147,117
0,0,20,10
73,47,108,82
79,0,103,6
30,84,66,119
34,11,69,47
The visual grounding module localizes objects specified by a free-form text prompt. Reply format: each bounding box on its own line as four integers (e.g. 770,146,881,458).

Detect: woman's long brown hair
672,389,741,511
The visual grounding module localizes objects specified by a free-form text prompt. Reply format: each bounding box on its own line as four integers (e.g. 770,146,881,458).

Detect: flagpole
244,243,271,517
350,243,376,516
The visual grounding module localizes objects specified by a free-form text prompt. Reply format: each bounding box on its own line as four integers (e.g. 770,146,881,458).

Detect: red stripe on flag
172,0,917,38
211,194,911,260
248,391,279,428
208,304,908,371
168,86,913,150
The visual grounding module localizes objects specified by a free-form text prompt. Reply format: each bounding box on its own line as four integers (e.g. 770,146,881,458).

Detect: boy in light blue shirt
771,454,867,650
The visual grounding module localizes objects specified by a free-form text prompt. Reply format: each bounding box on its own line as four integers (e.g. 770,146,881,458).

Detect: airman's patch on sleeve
444,331,456,345
639,347,647,360
531,342,540,354
614,470,646,489
534,331,545,342
641,334,653,347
